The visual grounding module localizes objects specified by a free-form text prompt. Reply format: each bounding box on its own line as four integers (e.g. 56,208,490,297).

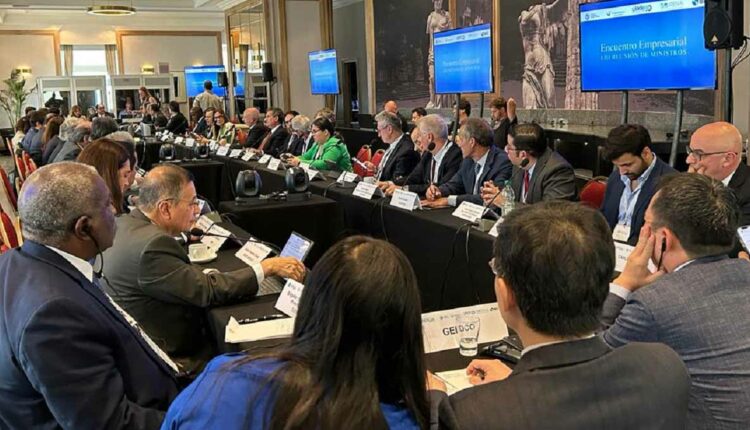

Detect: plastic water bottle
500,180,515,218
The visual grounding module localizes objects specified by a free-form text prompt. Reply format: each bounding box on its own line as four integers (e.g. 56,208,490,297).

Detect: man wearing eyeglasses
687,121,750,228
102,165,306,374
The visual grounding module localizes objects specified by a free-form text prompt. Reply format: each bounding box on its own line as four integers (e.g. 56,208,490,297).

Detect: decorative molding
115,30,222,74
279,0,290,110
0,30,61,76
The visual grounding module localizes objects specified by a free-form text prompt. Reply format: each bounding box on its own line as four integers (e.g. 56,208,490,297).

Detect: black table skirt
157,160,224,208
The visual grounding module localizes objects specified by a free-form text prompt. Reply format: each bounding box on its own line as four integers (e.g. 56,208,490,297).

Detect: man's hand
425,184,442,200
613,225,666,292
286,157,300,167
425,371,447,392
687,163,707,176
421,197,449,208
481,182,503,206
466,359,512,385
260,257,306,282
739,251,750,262
363,161,376,174
383,182,400,196
507,98,517,121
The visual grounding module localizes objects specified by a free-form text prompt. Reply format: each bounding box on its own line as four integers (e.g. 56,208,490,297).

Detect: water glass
457,314,481,357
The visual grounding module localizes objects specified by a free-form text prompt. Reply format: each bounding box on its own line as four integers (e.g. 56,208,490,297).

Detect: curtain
61,45,73,76
104,45,117,76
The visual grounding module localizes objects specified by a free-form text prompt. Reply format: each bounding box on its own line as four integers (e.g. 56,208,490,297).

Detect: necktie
523,170,530,203
472,163,482,194
430,159,437,185
258,131,272,151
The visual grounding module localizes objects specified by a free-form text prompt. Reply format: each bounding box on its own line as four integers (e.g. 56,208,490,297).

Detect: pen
237,314,287,325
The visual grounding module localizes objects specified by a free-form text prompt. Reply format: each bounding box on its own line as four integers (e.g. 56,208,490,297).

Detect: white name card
185,138,195,148
241,151,254,162
421,303,508,354
194,215,213,232
225,316,294,343
353,181,383,200
267,158,282,171
336,171,359,184
614,242,657,273
258,154,272,164
452,201,486,223
161,134,170,142
229,149,243,158
216,146,230,156
174,136,184,144
305,168,321,181
390,188,421,211
274,279,305,317
235,241,272,267
199,225,230,253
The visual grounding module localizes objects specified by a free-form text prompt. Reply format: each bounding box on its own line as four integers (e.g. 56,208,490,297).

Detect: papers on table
225,316,295,343
435,369,474,396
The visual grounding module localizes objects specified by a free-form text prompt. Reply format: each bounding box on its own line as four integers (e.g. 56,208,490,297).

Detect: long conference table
141,139,497,313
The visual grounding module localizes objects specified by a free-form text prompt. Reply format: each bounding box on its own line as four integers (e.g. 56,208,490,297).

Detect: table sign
225,316,295,343
275,279,305,317
390,189,421,211
353,182,383,200
235,242,272,267
336,171,359,184
185,138,195,148
421,303,508,354
452,201,486,223
174,136,184,144
216,146,230,156
229,149,243,158
241,151,255,161
267,158,282,171
258,154,272,164
160,134,170,142
199,225,230,252
614,242,657,273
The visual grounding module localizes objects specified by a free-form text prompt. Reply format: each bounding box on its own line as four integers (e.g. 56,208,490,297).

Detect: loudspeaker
704,0,744,50
217,72,228,88
262,62,275,82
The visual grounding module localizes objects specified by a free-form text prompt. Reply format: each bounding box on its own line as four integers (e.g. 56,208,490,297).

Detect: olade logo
443,322,478,336
632,4,652,13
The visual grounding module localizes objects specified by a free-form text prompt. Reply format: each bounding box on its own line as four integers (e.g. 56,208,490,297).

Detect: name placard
199,224,230,252
390,188,421,211
185,138,195,148
336,171,359,184
258,154,272,164
174,136,184,144
216,146,230,156
421,303,508,354
267,158,282,171
241,151,254,161
275,279,305,317
161,134,170,142
235,241,272,267
229,149,243,158
614,242,657,273
353,182,382,200
452,201,485,223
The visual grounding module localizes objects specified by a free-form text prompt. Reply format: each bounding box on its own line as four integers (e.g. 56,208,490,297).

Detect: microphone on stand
189,228,281,254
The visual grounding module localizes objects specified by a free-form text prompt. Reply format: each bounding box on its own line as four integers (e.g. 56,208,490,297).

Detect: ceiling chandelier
87,1,136,16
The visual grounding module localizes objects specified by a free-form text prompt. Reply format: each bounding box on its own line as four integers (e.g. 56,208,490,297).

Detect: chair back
354,144,372,177
579,177,608,209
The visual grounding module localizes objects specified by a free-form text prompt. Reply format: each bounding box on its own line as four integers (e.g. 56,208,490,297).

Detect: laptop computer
257,232,314,296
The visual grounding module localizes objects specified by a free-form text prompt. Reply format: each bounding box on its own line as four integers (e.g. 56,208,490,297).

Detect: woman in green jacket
288,117,352,172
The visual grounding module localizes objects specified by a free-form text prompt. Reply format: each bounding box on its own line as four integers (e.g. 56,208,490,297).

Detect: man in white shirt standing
192,80,223,112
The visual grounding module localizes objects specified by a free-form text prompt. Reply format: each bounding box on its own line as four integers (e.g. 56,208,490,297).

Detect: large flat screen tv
184,65,227,98
579,0,716,91
308,49,340,95
433,23,493,94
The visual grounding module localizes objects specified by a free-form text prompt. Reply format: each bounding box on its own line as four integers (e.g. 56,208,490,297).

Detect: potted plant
0,70,37,129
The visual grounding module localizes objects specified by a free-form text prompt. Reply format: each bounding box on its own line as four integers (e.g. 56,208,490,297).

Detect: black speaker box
704,0,744,50
217,72,228,87
262,62,275,82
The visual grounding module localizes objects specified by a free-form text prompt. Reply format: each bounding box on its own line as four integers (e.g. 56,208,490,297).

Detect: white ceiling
0,0,224,12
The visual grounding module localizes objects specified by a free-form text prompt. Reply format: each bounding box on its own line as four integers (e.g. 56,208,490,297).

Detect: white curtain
61,45,73,76
104,45,117,76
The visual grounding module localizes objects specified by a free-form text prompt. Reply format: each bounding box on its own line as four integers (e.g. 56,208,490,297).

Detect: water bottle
500,180,515,218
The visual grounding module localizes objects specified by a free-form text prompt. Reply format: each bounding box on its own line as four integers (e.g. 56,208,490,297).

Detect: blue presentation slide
309,49,339,95
580,0,715,91
184,65,226,98
234,70,245,97
433,23,493,94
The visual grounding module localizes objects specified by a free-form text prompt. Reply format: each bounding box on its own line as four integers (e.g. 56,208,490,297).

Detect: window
72,46,108,76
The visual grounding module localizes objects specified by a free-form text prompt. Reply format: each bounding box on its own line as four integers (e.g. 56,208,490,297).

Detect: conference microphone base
473,218,498,233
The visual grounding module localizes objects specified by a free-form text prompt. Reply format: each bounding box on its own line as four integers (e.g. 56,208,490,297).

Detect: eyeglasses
488,258,501,277
685,146,735,161
505,145,521,153
311,128,322,134
163,197,200,207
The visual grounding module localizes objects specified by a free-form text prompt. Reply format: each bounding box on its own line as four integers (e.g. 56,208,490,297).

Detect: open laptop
257,232,314,296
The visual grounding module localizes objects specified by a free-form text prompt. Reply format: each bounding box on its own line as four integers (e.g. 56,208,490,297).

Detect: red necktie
522,170,530,203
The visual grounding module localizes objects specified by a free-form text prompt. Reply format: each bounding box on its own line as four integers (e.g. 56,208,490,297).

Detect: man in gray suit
602,173,750,429
431,201,689,429
480,122,576,207
102,165,305,373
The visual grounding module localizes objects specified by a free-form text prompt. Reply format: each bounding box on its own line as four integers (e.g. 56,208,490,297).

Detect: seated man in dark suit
165,100,188,135
241,107,268,148
602,173,750,429
102,164,305,373
601,124,675,245
144,103,167,129
367,110,419,182
51,122,92,163
285,114,313,156
481,122,575,208
423,118,512,207
489,96,517,149
90,103,114,120
0,162,179,429
254,107,289,156
380,114,461,197
431,201,689,430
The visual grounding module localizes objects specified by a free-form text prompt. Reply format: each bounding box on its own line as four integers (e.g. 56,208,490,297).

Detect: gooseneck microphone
189,228,281,254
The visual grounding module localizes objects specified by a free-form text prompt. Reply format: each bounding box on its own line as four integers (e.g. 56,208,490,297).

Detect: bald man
383,100,408,131
687,121,750,227
241,107,269,148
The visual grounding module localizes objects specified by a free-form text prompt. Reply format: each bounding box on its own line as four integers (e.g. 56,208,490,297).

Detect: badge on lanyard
612,223,630,243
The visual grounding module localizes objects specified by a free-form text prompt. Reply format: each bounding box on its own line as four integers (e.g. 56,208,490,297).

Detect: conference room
1,0,750,428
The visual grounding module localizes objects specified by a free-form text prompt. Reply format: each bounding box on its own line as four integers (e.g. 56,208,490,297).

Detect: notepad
435,369,474,395
224,316,294,343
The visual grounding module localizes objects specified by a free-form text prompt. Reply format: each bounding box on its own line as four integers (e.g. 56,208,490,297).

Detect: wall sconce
14,67,32,76
141,65,155,74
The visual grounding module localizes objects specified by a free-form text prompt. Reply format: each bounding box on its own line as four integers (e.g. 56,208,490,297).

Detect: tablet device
279,232,313,263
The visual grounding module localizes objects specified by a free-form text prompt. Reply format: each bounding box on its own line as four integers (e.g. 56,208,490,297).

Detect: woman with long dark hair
77,138,131,215
162,236,429,429
40,116,64,165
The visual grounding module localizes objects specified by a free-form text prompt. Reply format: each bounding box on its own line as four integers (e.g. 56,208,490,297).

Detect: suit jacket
282,134,306,156
0,241,178,429
41,135,64,165
401,142,462,196
729,162,750,227
493,116,517,149
600,157,675,245
89,112,114,120
377,134,420,182
437,337,689,430
439,146,513,205
102,210,260,373
244,123,269,149
166,112,188,135
509,150,576,204
263,126,290,158
601,256,750,429
51,140,81,163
